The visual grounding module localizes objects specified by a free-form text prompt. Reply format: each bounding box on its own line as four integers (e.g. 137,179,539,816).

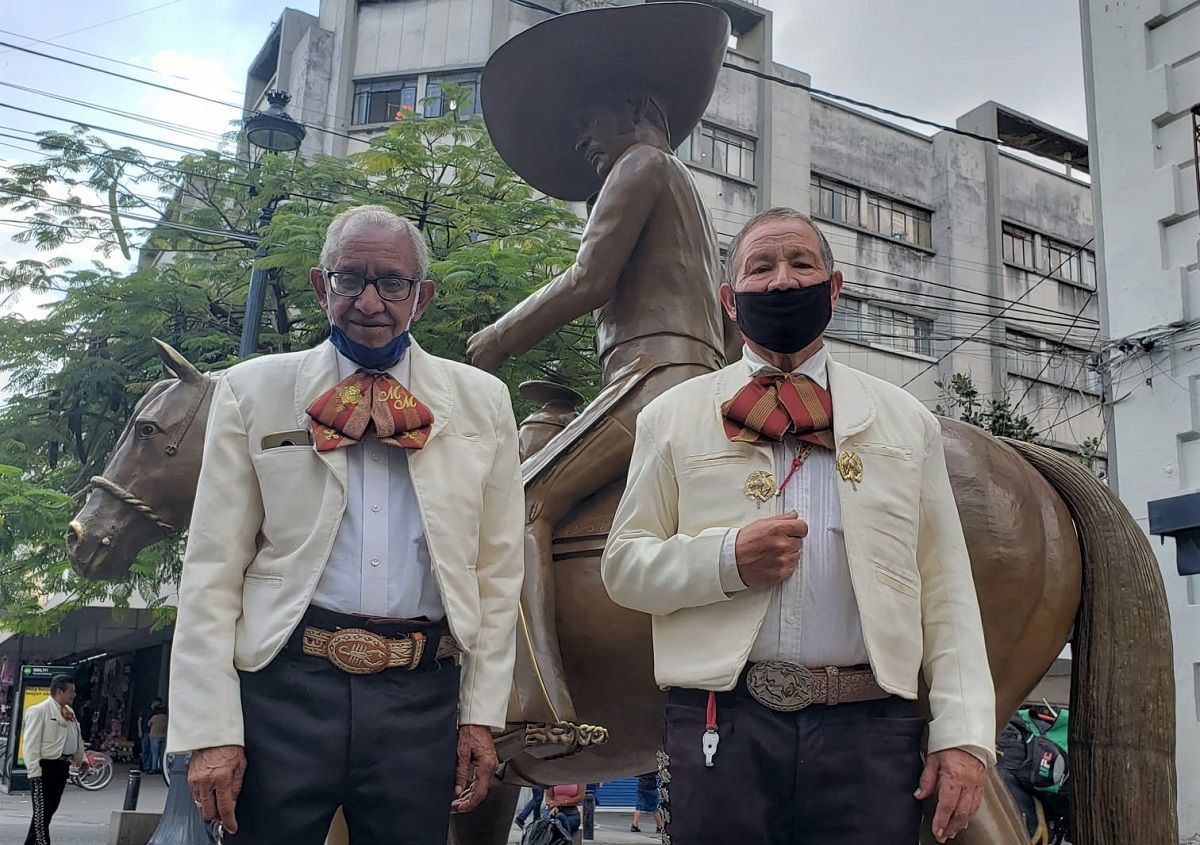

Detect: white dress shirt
22,698,85,778
718,345,870,667
310,351,445,620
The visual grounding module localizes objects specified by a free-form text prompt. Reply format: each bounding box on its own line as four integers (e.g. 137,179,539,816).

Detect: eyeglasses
323,269,419,302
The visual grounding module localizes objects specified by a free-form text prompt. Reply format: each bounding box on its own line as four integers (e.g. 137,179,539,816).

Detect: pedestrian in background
147,707,168,774
514,787,545,830
544,783,585,837
630,771,662,834
23,675,87,845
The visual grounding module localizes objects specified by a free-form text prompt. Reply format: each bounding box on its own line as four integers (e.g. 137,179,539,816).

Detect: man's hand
914,748,986,842
451,724,499,814
467,325,508,373
734,511,808,588
188,745,246,834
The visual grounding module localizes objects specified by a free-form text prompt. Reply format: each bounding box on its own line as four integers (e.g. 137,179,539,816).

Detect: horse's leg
449,781,522,845
918,769,1028,845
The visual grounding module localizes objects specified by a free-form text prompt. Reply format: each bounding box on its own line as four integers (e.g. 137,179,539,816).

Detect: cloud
763,0,1087,137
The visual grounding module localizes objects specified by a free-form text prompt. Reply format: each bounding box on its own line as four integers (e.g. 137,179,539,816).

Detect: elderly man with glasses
167,205,524,845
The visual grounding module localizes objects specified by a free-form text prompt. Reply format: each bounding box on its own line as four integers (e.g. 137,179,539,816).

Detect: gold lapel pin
745,470,776,504
836,450,864,490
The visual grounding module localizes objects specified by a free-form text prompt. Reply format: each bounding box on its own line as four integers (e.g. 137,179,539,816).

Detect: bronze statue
68,4,1177,844
466,0,738,743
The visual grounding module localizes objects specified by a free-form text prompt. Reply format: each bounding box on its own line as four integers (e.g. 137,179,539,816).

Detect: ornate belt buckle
325,628,391,675
746,660,817,712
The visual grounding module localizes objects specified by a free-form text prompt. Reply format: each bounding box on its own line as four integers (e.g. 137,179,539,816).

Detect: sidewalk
0,763,168,844
0,766,654,845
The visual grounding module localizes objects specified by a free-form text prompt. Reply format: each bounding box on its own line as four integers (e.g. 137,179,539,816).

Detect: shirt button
370,558,380,567
786,614,797,625
371,504,381,513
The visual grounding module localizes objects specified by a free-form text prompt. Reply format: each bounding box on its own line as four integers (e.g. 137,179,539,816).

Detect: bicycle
70,748,113,791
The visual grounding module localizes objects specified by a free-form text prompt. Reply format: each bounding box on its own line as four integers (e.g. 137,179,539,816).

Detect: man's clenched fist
735,511,808,587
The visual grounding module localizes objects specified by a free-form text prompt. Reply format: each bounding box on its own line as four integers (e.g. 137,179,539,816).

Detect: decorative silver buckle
745,660,817,712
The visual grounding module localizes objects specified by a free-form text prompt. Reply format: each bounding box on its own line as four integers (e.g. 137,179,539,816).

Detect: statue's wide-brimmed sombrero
482,2,731,201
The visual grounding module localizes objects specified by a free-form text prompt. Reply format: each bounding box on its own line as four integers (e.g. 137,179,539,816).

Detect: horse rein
89,375,215,537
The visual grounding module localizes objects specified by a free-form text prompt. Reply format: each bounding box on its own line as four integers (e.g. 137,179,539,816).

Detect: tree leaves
0,111,594,634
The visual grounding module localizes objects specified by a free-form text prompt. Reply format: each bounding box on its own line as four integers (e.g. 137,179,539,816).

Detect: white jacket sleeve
167,374,264,753
602,414,732,616
23,702,46,779
457,385,525,729
917,419,997,765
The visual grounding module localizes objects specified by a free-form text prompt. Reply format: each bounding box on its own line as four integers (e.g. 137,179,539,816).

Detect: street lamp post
238,90,306,358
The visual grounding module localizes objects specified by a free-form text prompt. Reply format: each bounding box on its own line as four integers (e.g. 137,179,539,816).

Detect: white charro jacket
168,340,524,753
22,697,85,778
602,355,996,763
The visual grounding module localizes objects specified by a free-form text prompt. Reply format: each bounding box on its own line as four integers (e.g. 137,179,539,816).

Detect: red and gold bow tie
307,371,434,452
721,373,835,449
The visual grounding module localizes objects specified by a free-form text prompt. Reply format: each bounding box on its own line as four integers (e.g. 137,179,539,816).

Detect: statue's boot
497,521,609,761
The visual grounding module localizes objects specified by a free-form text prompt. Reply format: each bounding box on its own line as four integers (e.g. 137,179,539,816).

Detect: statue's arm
167,374,263,755
916,416,997,766
457,382,525,730
602,410,732,615
489,146,666,360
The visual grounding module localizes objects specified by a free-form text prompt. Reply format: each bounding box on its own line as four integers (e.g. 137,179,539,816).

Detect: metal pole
582,787,596,839
123,768,142,811
147,753,214,845
238,202,276,358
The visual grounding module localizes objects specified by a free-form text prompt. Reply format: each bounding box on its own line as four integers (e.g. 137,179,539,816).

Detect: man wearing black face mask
603,208,995,845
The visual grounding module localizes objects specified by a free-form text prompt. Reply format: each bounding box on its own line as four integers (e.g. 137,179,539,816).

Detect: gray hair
725,207,835,287
319,205,430,280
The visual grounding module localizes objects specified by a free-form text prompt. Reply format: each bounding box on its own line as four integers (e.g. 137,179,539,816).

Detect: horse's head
67,340,216,580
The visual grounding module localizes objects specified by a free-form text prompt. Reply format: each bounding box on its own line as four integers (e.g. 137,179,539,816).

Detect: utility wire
0,0,189,56
901,237,1096,388
1011,291,1099,409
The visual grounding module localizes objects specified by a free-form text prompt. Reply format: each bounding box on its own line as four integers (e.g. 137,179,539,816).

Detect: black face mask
733,279,834,355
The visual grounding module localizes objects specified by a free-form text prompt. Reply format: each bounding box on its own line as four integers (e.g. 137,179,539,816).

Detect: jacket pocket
683,450,755,469
874,563,919,598
243,572,282,588
854,443,914,461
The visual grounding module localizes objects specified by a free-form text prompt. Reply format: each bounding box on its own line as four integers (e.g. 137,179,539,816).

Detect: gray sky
0,0,1088,285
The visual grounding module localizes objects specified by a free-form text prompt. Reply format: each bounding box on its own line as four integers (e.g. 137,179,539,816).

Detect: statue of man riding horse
68,3,1177,844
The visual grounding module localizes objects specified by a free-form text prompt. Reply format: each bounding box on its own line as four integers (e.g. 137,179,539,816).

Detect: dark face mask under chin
733,279,834,355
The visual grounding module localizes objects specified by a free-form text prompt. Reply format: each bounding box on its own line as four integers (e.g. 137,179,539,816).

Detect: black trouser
226,607,461,845
660,674,925,845
25,758,70,845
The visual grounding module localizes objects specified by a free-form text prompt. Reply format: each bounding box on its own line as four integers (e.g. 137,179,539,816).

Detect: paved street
0,766,654,844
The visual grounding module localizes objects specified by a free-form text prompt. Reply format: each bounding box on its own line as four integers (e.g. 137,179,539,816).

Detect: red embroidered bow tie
307,371,434,452
722,373,835,449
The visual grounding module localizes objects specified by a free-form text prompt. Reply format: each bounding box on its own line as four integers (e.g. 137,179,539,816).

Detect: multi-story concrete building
1081,0,1200,836
243,0,1105,464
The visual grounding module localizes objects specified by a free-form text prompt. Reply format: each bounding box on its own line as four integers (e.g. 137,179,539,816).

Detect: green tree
0,98,591,630
935,372,1037,441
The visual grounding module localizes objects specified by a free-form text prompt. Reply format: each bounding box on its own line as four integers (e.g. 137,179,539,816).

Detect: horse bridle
89,375,214,537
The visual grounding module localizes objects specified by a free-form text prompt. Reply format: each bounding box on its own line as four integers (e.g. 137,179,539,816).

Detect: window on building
1002,223,1036,268
865,194,932,249
873,305,934,356
1040,237,1083,285
828,296,865,342
1007,331,1099,393
423,70,483,118
828,297,933,356
690,124,756,181
811,175,860,227
1082,250,1097,288
352,77,418,125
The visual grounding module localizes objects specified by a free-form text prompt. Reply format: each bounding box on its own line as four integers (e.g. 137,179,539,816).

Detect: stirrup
494,720,610,761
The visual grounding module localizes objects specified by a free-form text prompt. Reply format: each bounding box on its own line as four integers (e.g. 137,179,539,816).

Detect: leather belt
301,626,460,675
744,661,888,712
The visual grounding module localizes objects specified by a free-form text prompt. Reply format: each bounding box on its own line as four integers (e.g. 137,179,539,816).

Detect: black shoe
631,825,641,832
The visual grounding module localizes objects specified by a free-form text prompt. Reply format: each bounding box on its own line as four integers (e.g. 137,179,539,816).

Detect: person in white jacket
602,208,995,845
22,675,86,845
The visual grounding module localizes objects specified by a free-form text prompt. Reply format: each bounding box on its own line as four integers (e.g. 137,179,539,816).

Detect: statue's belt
744,661,889,712
301,626,460,675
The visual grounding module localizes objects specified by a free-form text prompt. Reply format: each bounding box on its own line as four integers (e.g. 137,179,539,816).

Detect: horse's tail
1005,438,1177,844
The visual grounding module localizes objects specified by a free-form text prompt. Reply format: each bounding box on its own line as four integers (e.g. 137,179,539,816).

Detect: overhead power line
901,237,1096,387
0,0,188,57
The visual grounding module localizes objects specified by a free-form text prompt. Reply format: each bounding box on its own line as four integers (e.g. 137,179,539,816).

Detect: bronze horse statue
69,340,1177,845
